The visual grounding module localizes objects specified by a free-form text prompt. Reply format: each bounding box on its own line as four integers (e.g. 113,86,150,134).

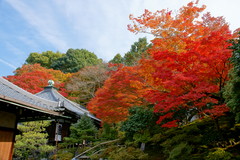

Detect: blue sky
0,0,239,76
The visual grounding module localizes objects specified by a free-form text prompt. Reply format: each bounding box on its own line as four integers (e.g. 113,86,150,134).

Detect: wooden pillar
0,111,17,160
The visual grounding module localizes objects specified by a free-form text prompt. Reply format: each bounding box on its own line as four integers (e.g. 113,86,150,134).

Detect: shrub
108,146,148,160
206,148,232,160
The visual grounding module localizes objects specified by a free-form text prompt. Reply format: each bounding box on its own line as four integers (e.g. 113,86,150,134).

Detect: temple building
35,80,100,142
0,77,100,159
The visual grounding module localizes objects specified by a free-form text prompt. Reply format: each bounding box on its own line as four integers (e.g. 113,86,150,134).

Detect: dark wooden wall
0,111,17,160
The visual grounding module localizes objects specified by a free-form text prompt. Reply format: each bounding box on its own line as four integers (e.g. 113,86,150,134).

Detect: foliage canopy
51,48,102,73
14,121,54,159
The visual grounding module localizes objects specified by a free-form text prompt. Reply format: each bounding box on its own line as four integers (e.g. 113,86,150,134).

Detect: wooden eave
0,95,69,121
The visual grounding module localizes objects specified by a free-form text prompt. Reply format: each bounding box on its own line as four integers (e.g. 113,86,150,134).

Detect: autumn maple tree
14,63,72,82
87,65,150,123
128,1,236,127
5,64,71,96
88,1,237,127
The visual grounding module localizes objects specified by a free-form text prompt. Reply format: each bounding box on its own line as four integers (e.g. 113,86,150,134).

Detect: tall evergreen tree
224,35,240,122
14,121,54,159
123,37,151,66
109,53,123,64
109,37,151,66
64,114,98,144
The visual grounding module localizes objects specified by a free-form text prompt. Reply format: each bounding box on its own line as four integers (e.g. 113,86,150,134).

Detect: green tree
107,146,148,160
64,114,98,145
224,35,240,122
109,37,151,66
51,48,101,73
123,37,151,66
26,51,63,68
207,148,232,160
121,106,159,150
100,123,119,140
109,53,123,64
14,121,54,159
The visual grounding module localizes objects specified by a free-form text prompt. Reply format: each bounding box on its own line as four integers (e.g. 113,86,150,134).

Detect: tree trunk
140,142,145,151
215,118,220,131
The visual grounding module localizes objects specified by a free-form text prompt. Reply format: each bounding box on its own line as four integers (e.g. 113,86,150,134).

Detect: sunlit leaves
14,121,54,158
26,51,64,69
87,66,149,123
51,48,102,73
5,64,71,95
133,2,235,127
90,1,236,127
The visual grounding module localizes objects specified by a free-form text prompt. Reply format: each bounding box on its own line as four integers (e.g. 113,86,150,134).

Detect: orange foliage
6,64,71,95
89,1,237,126
128,1,235,56
15,63,72,82
87,66,150,123
141,33,232,126
132,2,235,127
6,71,55,94
128,1,207,54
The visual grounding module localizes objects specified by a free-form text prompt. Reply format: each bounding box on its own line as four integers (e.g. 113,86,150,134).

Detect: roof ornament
48,80,54,87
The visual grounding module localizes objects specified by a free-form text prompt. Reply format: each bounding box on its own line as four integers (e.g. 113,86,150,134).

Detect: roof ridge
51,88,90,113
0,77,59,110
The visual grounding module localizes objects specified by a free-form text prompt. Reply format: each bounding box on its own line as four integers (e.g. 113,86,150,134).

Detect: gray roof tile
35,86,100,121
0,77,62,111
0,77,100,122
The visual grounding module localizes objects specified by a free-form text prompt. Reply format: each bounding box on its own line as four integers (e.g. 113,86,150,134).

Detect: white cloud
6,0,69,52
0,58,17,69
5,0,240,63
1,0,240,77
5,42,25,55
51,0,151,60
198,0,240,31
18,36,39,50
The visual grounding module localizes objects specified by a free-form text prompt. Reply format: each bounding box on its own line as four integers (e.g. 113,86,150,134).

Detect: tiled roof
36,86,100,121
0,77,63,115
0,77,100,122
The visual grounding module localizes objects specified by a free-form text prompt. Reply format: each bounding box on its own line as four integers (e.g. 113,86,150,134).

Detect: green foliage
133,130,151,144
123,37,151,66
120,106,160,151
102,146,148,160
100,123,119,140
121,106,158,140
206,148,232,160
51,48,101,73
158,119,213,159
64,114,98,144
224,35,240,122
87,114,238,160
26,51,63,68
14,121,54,159
109,53,123,64
224,68,240,122
109,37,151,66
53,148,74,160
149,116,240,159
201,128,224,146
168,142,192,160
